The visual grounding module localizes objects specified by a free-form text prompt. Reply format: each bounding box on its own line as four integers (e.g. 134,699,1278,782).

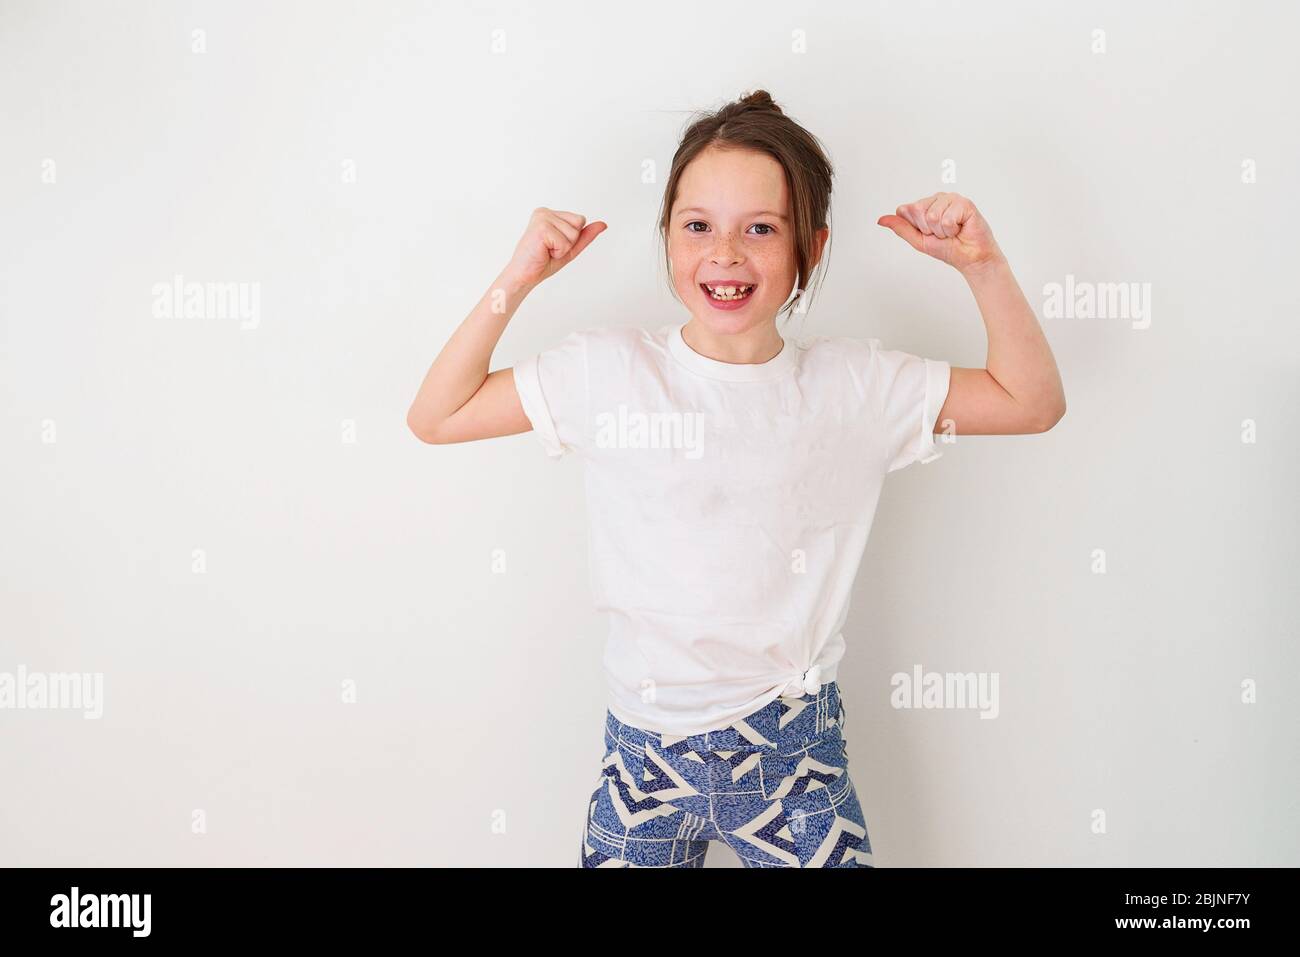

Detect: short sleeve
867,340,952,473
512,330,590,458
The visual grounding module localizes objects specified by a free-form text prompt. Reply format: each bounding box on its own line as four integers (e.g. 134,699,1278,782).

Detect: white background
1,0,1296,867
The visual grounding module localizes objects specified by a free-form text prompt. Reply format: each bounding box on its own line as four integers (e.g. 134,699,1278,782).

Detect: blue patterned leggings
579,681,873,868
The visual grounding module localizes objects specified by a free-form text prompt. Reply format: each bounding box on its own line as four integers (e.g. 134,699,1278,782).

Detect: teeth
706,284,754,300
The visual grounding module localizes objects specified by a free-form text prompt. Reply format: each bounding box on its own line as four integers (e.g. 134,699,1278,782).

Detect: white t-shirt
512,321,951,736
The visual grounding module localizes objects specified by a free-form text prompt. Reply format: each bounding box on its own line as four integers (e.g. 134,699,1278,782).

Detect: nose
710,233,744,264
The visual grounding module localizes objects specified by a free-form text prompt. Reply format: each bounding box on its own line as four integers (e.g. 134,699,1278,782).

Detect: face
667,145,822,336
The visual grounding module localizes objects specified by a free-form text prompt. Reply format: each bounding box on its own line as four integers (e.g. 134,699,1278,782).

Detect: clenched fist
504,207,607,287
878,192,1004,275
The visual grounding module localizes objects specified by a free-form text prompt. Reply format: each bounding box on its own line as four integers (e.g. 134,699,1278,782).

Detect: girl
406,90,1065,868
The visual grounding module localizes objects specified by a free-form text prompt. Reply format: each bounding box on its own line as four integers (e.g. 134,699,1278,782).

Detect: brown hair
657,89,835,323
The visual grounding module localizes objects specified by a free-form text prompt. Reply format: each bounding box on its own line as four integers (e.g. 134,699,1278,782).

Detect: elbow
406,410,444,444
1032,396,1066,433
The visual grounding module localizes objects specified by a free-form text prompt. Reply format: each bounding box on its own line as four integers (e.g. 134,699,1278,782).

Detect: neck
681,320,784,364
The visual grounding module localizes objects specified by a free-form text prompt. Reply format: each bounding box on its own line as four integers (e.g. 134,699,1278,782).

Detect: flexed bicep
938,367,1056,436
412,368,532,445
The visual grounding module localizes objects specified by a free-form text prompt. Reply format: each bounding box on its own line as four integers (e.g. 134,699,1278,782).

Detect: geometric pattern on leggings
580,681,873,868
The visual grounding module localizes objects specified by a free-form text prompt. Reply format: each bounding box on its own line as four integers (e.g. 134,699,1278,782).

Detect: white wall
1,0,1296,867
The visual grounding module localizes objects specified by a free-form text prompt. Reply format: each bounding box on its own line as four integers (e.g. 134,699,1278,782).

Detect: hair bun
739,89,783,115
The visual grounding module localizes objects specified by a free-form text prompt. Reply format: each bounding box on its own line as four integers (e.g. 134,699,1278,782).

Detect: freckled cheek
669,249,702,294
751,252,793,293
670,255,693,284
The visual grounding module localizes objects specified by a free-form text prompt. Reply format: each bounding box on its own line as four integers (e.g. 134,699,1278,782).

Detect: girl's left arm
878,192,1066,435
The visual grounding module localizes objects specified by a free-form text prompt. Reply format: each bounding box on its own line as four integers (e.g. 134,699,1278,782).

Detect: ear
809,226,830,271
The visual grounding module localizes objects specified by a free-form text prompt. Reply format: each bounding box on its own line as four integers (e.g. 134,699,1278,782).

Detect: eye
683,221,777,235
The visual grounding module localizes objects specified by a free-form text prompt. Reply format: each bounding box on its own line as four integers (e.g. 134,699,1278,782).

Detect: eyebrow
675,207,789,223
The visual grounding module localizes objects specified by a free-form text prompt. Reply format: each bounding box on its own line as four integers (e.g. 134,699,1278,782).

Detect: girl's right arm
405,208,606,445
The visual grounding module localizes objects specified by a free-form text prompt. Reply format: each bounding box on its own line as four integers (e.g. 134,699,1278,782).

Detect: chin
685,289,775,331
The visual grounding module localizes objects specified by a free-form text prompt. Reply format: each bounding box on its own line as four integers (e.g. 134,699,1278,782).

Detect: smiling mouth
700,283,756,301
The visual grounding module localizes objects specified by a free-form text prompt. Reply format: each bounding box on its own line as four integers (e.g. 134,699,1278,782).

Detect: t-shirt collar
667,322,796,382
